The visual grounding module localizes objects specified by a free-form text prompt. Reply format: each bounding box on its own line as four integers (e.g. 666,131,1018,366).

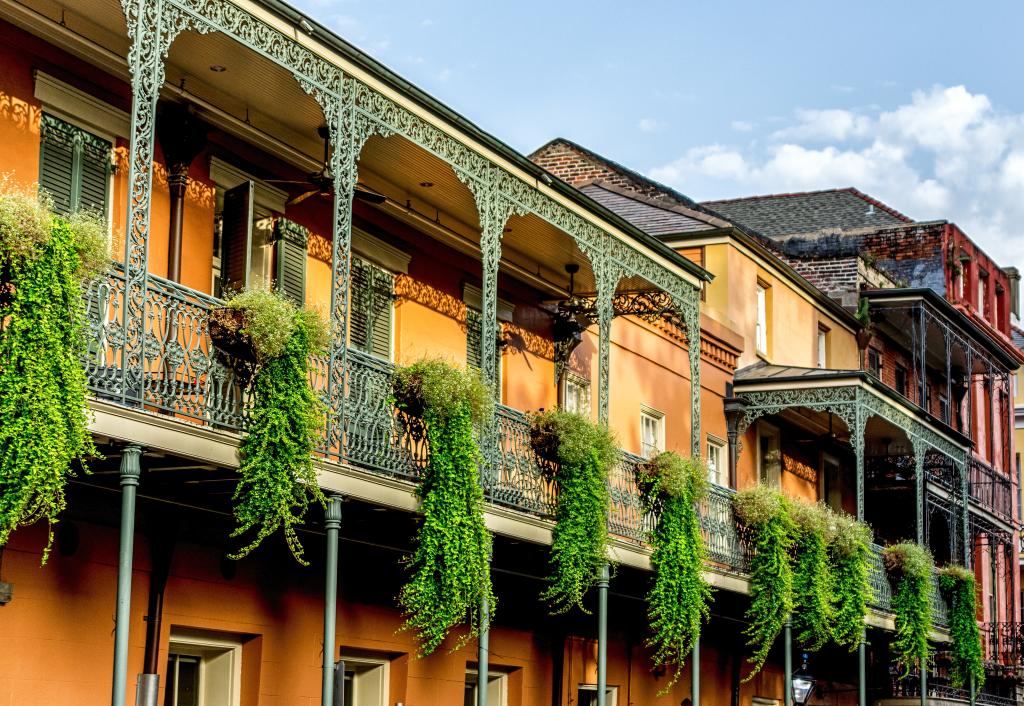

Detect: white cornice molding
209,156,288,213
462,284,514,322
353,227,411,274
33,70,129,140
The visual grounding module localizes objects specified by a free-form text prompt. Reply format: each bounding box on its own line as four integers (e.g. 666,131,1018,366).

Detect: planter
208,306,258,364
390,371,427,419
633,461,662,506
529,416,562,467
855,327,874,351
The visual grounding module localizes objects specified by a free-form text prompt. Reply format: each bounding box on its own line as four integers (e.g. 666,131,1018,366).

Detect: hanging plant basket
529,414,563,468
390,370,428,420
208,306,257,364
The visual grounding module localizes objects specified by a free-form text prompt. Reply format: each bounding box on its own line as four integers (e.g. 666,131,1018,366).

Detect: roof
250,2,711,284
733,362,860,382
578,182,727,236
701,188,913,239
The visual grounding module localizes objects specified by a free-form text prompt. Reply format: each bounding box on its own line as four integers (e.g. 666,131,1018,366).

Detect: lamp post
792,653,816,706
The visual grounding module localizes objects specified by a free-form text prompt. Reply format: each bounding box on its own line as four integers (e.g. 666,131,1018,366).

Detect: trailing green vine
221,289,328,564
531,409,618,614
788,500,833,651
938,564,984,691
883,542,934,678
828,511,873,651
636,451,712,693
392,359,494,656
733,485,794,680
0,184,106,562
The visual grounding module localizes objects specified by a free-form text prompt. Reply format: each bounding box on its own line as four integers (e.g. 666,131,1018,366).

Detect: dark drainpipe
156,102,207,283
137,528,177,706
723,385,747,489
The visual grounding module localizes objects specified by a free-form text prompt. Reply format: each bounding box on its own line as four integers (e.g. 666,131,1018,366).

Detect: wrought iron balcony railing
82,267,953,627
980,622,1024,668
968,458,1014,522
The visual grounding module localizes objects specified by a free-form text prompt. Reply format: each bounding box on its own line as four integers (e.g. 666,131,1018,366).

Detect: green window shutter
38,113,111,217
349,256,393,359
220,181,254,294
466,307,482,371
274,218,308,305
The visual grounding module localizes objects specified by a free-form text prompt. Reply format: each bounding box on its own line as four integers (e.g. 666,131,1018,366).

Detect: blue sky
292,0,1024,285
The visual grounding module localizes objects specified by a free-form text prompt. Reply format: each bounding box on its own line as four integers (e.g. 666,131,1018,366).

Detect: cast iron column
691,636,700,706
322,494,342,706
783,618,792,706
477,596,490,706
596,562,609,706
112,445,142,706
858,628,867,706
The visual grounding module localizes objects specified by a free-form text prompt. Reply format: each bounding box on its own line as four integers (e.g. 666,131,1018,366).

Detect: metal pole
969,672,975,706
477,595,490,706
858,628,867,706
112,445,142,706
596,563,609,706
691,636,700,706
322,494,343,706
919,660,927,706
783,618,792,706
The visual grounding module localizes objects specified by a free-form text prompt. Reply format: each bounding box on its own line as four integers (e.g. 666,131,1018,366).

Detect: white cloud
648,85,1024,276
731,120,756,132
638,117,668,133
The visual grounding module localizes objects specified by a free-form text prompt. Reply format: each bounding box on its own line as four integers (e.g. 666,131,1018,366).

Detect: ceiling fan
266,126,386,206
792,412,850,445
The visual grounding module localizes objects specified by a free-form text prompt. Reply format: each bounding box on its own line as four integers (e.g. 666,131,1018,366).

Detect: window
755,283,768,354
939,395,950,425
464,286,512,394
210,159,292,297
640,407,665,458
816,326,828,369
867,348,882,378
707,435,726,486
164,631,242,706
350,256,394,360
464,670,508,706
562,372,591,416
978,271,988,316
338,653,389,706
577,685,618,706
757,422,781,488
894,364,908,397
38,113,112,218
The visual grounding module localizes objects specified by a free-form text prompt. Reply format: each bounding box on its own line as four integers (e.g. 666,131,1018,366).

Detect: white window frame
339,652,390,706
562,371,591,416
707,434,726,486
640,406,665,458
817,327,828,369
577,684,619,706
757,421,781,488
755,283,768,355
165,630,243,706
465,668,509,706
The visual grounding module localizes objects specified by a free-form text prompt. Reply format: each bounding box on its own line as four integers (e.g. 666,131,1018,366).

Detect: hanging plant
0,184,107,562
635,451,712,693
788,499,833,651
883,542,934,678
828,511,873,651
392,358,494,656
218,289,329,564
733,484,794,680
938,564,984,691
530,409,618,614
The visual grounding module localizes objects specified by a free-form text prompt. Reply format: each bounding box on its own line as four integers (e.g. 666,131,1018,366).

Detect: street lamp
792,653,816,706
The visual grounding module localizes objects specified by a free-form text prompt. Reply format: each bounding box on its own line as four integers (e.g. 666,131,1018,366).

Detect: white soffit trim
463,284,514,322
353,227,411,274
34,70,129,140
209,156,288,213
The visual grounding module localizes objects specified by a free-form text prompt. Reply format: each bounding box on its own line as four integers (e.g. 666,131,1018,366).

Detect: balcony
968,458,1014,523
81,265,950,628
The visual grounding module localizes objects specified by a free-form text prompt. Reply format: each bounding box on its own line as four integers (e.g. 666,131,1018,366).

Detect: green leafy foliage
228,299,326,564
789,500,833,651
938,565,984,691
637,452,712,693
392,357,492,426
733,485,794,680
532,409,618,614
828,511,873,650
883,542,934,678
225,288,328,363
0,184,106,562
393,359,494,656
